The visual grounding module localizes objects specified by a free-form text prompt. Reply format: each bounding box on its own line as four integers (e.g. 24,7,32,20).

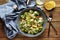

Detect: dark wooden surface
0,0,60,40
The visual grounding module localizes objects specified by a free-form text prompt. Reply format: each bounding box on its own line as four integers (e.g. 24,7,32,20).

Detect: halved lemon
44,1,56,10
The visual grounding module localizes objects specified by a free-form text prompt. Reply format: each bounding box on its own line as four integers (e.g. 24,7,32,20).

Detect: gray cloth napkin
0,0,36,39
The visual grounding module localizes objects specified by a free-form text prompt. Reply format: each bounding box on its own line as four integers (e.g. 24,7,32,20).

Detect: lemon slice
44,1,56,10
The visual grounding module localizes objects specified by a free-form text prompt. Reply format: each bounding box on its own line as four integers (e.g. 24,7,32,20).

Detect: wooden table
0,0,60,40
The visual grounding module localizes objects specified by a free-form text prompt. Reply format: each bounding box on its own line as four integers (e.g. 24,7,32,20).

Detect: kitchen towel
0,0,36,39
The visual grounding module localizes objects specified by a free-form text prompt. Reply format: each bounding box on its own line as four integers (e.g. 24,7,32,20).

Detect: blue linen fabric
0,0,36,39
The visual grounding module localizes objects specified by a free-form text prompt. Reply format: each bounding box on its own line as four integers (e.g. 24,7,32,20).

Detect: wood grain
0,0,60,40
43,7,60,21
0,0,8,5
0,21,60,39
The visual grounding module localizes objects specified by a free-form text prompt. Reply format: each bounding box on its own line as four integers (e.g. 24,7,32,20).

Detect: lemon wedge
44,1,56,10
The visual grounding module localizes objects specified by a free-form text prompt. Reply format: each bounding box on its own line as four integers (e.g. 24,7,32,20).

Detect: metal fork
47,10,58,37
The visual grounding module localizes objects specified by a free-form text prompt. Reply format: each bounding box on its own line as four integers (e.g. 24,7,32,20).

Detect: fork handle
48,22,51,37
50,22,58,35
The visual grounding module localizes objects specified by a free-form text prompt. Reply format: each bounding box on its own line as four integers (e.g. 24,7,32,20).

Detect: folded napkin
0,0,36,39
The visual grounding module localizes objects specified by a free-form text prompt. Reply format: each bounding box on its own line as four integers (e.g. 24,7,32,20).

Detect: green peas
24,27,30,33
29,10,33,13
33,11,39,16
20,10,44,35
21,15,25,19
24,12,28,16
